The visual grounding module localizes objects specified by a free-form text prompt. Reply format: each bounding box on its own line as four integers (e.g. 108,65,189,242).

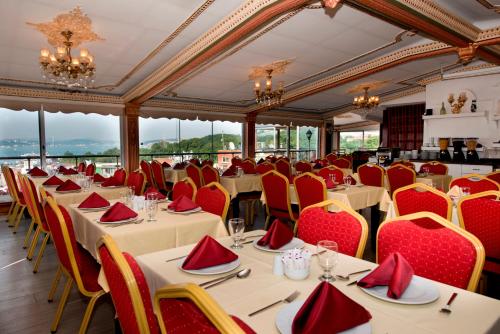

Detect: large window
0,108,40,162
340,130,380,153
256,124,318,161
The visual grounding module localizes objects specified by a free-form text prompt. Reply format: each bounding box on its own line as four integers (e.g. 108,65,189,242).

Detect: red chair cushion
486,172,500,184
114,169,127,185
394,188,450,220
195,185,226,218
186,165,203,188
202,167,219,184
358,165,384,187
450,178,499,194
387,167,415,194
127,172,145,195
419,163,447,175
172,181,195,201
294,175,326,210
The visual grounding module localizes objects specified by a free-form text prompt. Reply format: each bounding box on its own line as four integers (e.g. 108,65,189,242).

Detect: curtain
382,104,424,150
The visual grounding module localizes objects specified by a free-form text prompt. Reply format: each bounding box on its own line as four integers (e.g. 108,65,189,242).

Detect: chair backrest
265,155,277,163
317,166,344,184
255,162,275,174
386,165,416,195
325,153,337,164
195,182,230,222
275,159,291,179
391,160,415,170
458,191,500,264
377,212,484,291
297,200,368,258
21,174,49,231
231,156,242,166
357,163,385,187
240,160,256,174
201,159,213,167
486,171,500,184
293,172,326,212
150,161,167,191
127,170,147,196
330,158,351,169
393,183,452,221
261,170,292,215
450,174,500,194
77,162,86,173
419,161,448,175
18,174,35,221
295,161,312,174
172,178,197,201
114,168,128,185
186,163,204,189
98,235,159,334
140,160,156,188
201,165,220,185
4,166,21,202
85,163,96,176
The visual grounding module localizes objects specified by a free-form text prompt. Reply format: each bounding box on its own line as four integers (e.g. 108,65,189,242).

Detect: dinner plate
166,207,202,214
358,273,440,305
252,237,305,253
30,175,48,178
79,206,110,212
96,217,138,224
328,185,346,192
55,189,82,193
178,258,240,275
98,185,123,188
275,301,371,334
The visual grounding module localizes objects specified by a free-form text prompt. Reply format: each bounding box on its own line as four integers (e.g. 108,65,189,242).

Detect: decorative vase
439,102,446,115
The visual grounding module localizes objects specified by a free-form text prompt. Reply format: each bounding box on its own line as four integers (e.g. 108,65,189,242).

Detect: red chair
195,182,230,221
189,158,201,166
186,163,204,189
325,153,337,165
486,171,500,184
97,235,253,334
240,160,256,174
201,165,220,184
386,165,416,195
231,156,243,166
151,160,171,195
2,166,26,231
43,197,105,333
261,170,298,229
297,200,368,258
377,212,484,291
114,168,128,185
458,191,500,275
265,155,277,163
275,159,292,179
172,177,197,201
127,170,147,195
419,161,448,175
390,160,415,170
140,160,156,188
331,158,351,169
77,161,86,173
450,174,500,194
293,172,326,212
294,160,312,174
201,159,213,167
85,163,96,176
317,166,344,184
256,162,275,174
357,163,385,187
393,183,452,222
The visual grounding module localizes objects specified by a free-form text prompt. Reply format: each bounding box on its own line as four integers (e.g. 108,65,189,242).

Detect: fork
440,292,458,313
248,291,300,317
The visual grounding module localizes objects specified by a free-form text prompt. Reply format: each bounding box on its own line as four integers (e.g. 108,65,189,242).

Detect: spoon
204,268,252,289
335,268,371,281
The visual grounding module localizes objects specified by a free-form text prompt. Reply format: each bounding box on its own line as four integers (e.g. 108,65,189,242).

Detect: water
0,139,119,157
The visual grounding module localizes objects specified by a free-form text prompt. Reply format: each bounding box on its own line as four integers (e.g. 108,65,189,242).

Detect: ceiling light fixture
254,69,285,107
353,86,380,119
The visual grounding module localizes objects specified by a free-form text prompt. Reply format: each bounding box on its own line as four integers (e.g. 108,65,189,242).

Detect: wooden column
319,121,327,158
123,103,140,172
244,112,257,159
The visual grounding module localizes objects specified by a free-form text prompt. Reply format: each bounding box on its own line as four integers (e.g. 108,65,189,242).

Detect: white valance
140,106,246,123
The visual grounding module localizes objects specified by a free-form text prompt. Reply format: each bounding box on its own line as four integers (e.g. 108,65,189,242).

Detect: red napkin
168,195,198,212
257,219,294,249
100,202,138,222
93,173,107,183
43,175,64,186
357,252,414,299
325,177,335,189
58,166,68,174
292,282,371,334
101,177,121,187
344,175,357,185
63,168,78,175
313,163,322,169
162,162,171,168
56,179,81,192
222,168,236,177
173,163,184,170
28,167,48,177
78,192,110,209
182,235,238,270
144,186,166,200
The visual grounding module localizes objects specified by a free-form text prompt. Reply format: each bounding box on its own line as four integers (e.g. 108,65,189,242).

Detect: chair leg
264,215,270,230
6,201,15,221
50,276,73,333
23,219,35,249
8,203,20,227
33,233,50,273
78,290,106,334
48,265,62,302
12,206,26,233
27,225,41,260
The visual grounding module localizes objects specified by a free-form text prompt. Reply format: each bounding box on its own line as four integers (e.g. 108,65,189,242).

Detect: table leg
370,205,382,253
231,197,240,218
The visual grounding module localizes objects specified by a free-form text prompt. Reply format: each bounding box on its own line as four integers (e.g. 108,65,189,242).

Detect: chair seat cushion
77,244,102,293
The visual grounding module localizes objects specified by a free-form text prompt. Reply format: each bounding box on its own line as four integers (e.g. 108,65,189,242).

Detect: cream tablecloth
353,173,452,192
163,168,187,183
135,231,500,334
384,200,460,226
293,167,352,177
220,174,262,199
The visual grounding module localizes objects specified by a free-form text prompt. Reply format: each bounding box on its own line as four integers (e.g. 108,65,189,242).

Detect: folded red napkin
56,179,81,192
257,219,294,249
63,168,78,175
101,177,121,187
173,163,184,170
93,173,107,183
168,195,198,212
162,162,171,168
222,168,236,177
344,175,357,185
43,175,64,186
325,177,335,189
58,166,68,173
313,163,322,169
78,192,110,209
292,282,371,334
357,252,414,299
144,186,166,200
100,202,138,222
28,166,48,177
182,235,238,270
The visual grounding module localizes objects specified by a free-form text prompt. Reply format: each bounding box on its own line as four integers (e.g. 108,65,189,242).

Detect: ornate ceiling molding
0,85,121,104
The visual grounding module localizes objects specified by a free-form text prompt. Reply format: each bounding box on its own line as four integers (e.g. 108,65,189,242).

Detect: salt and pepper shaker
273,254,284,276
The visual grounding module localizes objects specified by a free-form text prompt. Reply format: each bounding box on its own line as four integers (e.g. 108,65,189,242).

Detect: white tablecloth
353,173,452,192
163,168,187,183
220,174,262,199
384,201,460,226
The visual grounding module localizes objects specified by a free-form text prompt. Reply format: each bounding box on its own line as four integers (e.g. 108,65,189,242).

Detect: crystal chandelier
353,87,380,119
39,30,95,88
254,69,284,107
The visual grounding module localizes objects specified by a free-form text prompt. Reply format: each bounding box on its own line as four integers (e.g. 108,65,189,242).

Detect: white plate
358,273,440,305
178,257,240,275
96,217,138,224
30,175,48,178
79,206,110,212
166,206,202,214
98,185,123,188
253,237,305,253
276,301,371,334
55,189,82,193
42,184,61,187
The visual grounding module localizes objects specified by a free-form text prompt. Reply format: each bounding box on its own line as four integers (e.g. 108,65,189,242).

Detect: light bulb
40,48,50,57
80,48,88,58
71,58,80,66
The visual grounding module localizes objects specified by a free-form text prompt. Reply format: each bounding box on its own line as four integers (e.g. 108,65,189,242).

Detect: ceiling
0,0,499,127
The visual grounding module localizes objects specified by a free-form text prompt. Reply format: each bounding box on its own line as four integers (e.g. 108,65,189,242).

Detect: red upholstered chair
127,170,147,196
325,153,337,165
85,163,96,176
297,200,368,258
189,158,201,167
186,163,204,189
317,166,344,184
77,162,86,173
201,159,213,167
386,165,416,195
458,191,500,275
98,235,253,334
390,160,415,170
293,172,326,212
419,161,448,175
114,168,128,185
330,158,351,169
294,160,312,174
2,166,27,231
393,183,452,222
231,156,243,166
43,197,105,333
201,165,220,184
195,182,230,222
240,160,256,174
140,160,156,188
450,174,500,194
256,162,275,174
486,171,500,184
265,155,277,163
357,163,385,187
151,160,170,195
275,158,292,179
172,177,197,201
377,212,484,291
261,170,298,229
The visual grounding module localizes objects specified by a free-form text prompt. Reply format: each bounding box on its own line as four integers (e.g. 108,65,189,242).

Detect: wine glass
228,218,245,249
146,193,158,222
460,186,471,197
317,240,338,282
343,176,352,190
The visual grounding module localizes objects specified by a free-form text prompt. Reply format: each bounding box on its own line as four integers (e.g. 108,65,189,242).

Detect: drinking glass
317,240,338,282
330,174,337,185
146,193,158,222
228,218,245,249
422,166,430,176
460,186,471,197
343,176,352,189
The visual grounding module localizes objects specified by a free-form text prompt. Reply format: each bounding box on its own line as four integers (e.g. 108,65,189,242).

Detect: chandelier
39,30,95,88
254,69,284,107
353,87,380,119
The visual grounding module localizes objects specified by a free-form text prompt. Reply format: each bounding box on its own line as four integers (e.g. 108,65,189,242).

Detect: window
340,130,380,153
0,108,40,163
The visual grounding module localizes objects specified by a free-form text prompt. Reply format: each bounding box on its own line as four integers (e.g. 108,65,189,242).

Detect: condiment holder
281,248,311,280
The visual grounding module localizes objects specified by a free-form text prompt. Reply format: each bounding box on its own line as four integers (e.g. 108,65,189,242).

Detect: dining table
352,173,452,192
132,231,500,334
220,174,262,199
163,168,187,183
